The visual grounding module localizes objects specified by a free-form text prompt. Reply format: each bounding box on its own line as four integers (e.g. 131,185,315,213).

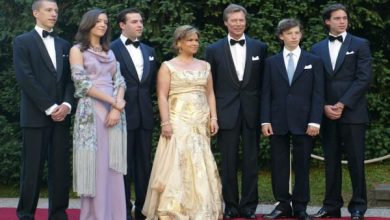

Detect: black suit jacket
110,39,157,129
13,30,74,127
261,50,324,135
311,33,372,124
205,35,268,129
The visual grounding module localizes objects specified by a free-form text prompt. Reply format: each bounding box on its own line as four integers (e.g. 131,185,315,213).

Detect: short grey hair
223,4,247,21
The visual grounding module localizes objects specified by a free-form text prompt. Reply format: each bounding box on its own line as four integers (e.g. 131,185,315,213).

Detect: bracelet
160,121,171,127
210,117,218,121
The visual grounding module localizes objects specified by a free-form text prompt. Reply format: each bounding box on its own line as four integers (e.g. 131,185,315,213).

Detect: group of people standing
13,0,371,220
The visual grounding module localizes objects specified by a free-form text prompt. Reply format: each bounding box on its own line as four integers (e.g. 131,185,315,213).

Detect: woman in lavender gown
70,9,127,220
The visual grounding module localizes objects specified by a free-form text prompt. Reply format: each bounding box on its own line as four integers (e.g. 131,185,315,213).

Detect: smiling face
120,12,143,40
33,0,58,30
326,9,348,35
224,11,246,39
279,26,302,51
90,13,108,38
178,32,199,55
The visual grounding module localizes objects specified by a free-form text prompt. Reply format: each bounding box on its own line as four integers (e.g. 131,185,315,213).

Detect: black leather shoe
351,211,364,220
240,211,256,219
224,209,239,219
134,209,146,220
311,207,341,218
294,211,311,220
263,208,292,219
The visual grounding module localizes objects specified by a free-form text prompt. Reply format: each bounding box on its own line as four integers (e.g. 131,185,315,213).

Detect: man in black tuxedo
110,8,157,220
261,19,324,220
13,0,74,219
311,4,372,220
205,4,267,219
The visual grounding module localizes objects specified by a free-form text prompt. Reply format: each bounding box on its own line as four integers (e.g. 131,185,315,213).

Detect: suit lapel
275,53,289,84
32,30,56,75
223,38,240,88
334,33,352,73
241,36,253,88
291,51,306,85
140,44,150,84
54,37,63,81
116,40,140,83
319,39,333,76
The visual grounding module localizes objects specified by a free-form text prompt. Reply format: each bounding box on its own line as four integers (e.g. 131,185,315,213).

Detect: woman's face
90,13,108,38
178,32,199,55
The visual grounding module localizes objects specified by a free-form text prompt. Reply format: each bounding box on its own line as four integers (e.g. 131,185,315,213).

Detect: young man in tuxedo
261,19,324,220
13,0,74,219
110,8,157,220
311,4,372,220
205,4,267,219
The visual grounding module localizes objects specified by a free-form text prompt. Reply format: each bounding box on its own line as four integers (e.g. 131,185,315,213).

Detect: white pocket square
304,64,312,69
252,56,260,61
149,56,154,61
346,51,355,55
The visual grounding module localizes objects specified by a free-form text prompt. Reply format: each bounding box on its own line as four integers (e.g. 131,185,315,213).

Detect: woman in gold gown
142,25,223,220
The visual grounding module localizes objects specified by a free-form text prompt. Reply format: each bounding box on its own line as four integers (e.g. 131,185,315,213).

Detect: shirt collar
35,25,54,39
283,46,301,58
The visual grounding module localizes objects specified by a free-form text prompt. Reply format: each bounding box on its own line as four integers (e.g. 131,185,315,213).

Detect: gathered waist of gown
168,86,206,96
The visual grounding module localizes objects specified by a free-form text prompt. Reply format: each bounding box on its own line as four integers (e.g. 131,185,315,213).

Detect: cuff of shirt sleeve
45,104,58,116
261,122,271,126
62,102,72,114
308,123,320,128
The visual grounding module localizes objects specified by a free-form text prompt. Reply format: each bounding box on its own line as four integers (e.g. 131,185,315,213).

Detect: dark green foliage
0,0,389,183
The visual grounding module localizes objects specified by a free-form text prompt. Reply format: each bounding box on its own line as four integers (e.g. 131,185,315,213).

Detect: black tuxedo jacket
205,35,268,129
13,29,74,127
312,33,371,124
261,50,324,135
110,39,157,129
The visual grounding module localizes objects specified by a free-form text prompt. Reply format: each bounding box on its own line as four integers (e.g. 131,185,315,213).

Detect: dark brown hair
322,3,349,30
116,8,143,26
74,9,111,52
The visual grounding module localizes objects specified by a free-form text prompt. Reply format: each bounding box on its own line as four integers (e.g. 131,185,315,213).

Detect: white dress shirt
328,32,347,70
120,35,144,81
35,26,71,115
228,34,246,81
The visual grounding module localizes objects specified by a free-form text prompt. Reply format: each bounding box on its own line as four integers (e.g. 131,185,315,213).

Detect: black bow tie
329,35,343,42
230,39,245,46
125,39,140,48
42,30,56,38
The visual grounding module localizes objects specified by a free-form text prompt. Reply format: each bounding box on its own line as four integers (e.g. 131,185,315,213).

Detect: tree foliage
0,0,389,184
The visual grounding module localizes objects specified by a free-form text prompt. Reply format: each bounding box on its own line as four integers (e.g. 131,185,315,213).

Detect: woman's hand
161,123,173,139
113,99,126,111
105,108,121,127
210,119,219,136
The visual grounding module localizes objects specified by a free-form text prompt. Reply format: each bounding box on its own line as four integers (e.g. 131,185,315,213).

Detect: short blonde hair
172,25,200,54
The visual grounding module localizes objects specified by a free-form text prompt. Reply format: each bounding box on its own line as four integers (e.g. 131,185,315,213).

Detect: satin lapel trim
54,38,63,81
32,30,56,74
117,41,140,83
241,37,253,88
275,53,289,84
334,34,352,74
320,40,333,76
291,51,306,85
140,44,150,84
223,38,240,88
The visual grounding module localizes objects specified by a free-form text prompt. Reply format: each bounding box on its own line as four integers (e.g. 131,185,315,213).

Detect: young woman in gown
142,25,223,220
69,9,127,220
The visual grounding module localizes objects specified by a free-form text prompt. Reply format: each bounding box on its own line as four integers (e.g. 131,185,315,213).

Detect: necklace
90,45,103,53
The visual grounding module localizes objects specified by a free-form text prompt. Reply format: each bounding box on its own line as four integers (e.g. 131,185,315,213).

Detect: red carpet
0,208,389,220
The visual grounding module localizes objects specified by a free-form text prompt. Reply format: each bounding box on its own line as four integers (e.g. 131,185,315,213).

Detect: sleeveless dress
78,49,126,220
142,60,223,220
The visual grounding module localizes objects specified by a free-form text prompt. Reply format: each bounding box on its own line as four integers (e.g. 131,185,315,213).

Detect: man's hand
324,104,342,120
262,124,273,137
51,104,70,121
306,125,320,137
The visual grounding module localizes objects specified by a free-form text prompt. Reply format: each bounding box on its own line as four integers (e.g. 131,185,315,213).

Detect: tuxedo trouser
321,119,367,214
270,134,313,212
218,114,259,214
124,128,152,217
17,124,70,220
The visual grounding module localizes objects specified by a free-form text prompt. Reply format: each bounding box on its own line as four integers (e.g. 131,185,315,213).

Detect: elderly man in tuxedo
13,0,74,219
311,3,372,220
205,3,267,219
261,18,324,220
110,8,158,220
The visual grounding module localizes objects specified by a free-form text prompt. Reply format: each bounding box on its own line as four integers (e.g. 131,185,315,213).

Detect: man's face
33,1,58,30
279,26,302,51
224,11,246,39
325,9,348,35
120,13,143,40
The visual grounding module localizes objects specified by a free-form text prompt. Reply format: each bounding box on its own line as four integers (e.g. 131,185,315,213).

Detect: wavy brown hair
74,9,111,52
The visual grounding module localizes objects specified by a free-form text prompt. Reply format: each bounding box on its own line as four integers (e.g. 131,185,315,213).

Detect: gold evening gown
142,60,223,220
